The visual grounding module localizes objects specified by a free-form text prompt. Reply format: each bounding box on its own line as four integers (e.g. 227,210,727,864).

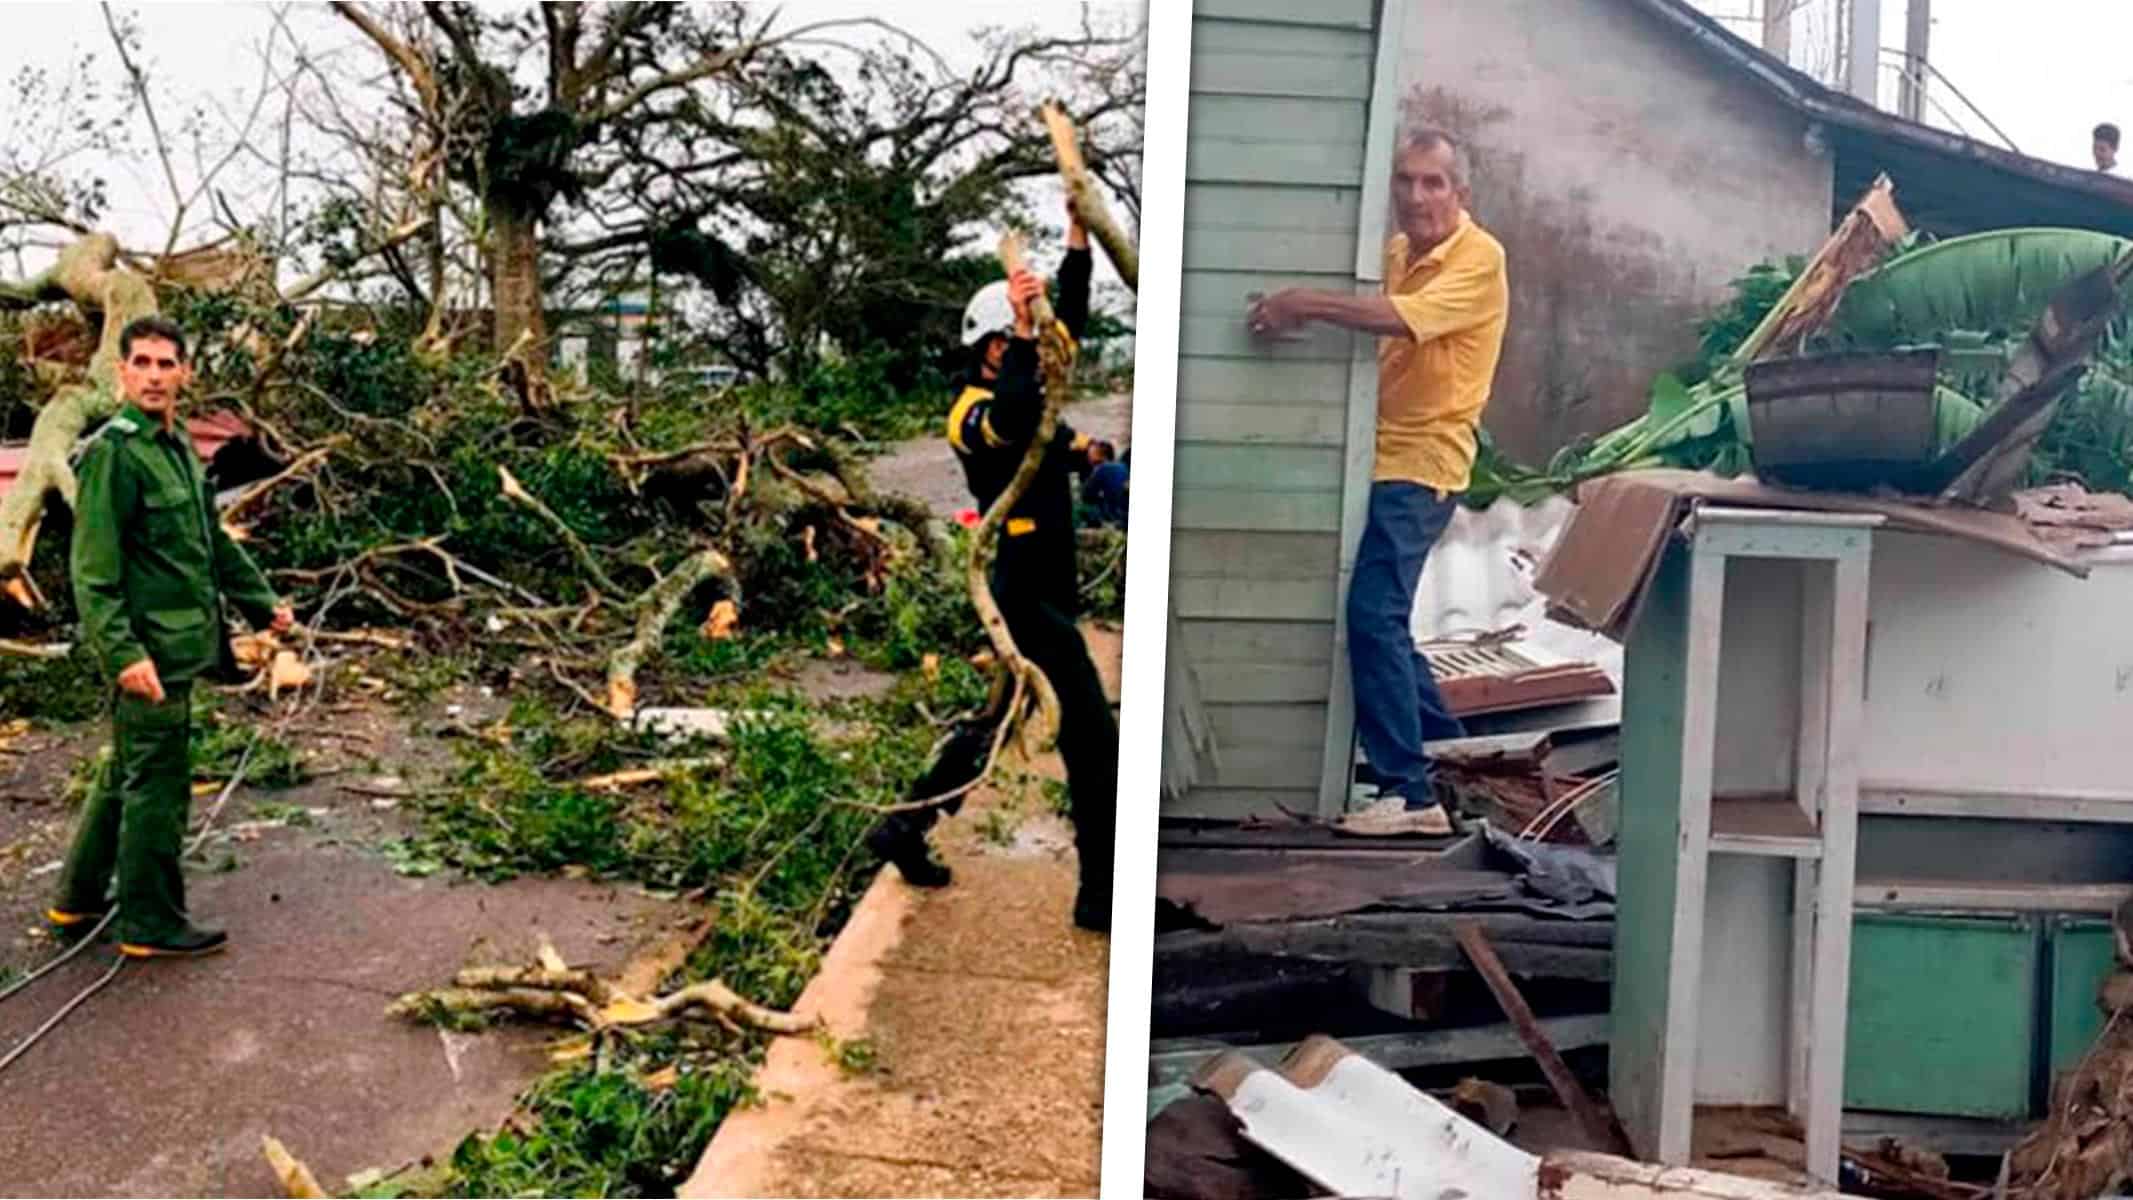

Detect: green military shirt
71,403,281,682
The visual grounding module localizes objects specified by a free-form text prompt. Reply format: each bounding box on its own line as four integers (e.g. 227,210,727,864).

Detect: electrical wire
0,910,118,1006
0,721,265,1078
0,957,127,1076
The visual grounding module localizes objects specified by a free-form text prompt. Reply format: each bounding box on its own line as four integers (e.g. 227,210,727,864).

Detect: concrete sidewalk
684,627,1120,1199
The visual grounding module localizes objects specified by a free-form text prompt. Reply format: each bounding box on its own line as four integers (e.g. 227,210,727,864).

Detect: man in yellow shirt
1247,128,1509,836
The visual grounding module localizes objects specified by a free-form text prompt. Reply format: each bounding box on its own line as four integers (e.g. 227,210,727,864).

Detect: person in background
2096,123,2121,174
1078,438,1129,529
1243,127,1509,838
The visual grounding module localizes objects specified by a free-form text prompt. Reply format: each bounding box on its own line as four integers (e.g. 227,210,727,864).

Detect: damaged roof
0,410,253,497
1624,0,2133,237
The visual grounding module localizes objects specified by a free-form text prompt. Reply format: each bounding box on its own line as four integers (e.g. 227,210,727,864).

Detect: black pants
1003,591,1118,904
875,588,1118,903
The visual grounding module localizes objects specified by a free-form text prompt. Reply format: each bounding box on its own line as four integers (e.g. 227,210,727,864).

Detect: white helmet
960,280,1016,347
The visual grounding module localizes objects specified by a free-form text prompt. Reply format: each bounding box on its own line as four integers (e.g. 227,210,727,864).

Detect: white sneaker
1334,793,1453,837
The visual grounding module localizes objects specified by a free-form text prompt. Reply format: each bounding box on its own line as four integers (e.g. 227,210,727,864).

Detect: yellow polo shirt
1376,211,1509,492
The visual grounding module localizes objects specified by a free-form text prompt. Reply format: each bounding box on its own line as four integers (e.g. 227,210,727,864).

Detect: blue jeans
1346,481,1468,810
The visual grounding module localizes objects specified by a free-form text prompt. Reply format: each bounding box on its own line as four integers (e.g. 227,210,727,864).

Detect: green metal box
1843,913,2040,1119
2050,916,2117,1081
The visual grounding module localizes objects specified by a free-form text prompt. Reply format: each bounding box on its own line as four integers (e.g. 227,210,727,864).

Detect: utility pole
1763,0,1791,63
1898,0,1931,122
1847,0,1883,106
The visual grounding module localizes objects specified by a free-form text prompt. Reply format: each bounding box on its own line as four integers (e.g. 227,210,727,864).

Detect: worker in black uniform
864,210,1119,934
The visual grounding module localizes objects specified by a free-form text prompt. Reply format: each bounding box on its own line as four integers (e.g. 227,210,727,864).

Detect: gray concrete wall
1390,0,1835,463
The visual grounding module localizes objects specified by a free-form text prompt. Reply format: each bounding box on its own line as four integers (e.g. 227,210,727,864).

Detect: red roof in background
0,410,254,496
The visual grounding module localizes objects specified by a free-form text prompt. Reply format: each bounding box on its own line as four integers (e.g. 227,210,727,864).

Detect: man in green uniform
46,315,291,958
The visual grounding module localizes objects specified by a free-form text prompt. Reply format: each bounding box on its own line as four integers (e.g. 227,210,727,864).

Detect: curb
679,864,917,1199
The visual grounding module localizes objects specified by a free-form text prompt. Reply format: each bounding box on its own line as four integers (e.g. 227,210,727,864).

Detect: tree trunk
0,234,160,606
487,198,547,370
416,192,448,358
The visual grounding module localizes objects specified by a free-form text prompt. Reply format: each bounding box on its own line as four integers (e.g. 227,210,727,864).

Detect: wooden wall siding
1185,98,1371,187
1195,0,1372,32
1169,0,1379,817
1189,22,1376,101
1183,185,1362,273
1177,618,1338,664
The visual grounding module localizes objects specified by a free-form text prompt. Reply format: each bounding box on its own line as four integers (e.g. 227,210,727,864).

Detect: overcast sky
0,1,1139,294
12,2,2117,301
1692,0,2133,169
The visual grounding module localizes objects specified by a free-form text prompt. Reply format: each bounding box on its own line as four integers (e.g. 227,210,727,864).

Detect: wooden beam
1457,921,1632,1155
1157,916,1614,982
1147,1013,1611,1089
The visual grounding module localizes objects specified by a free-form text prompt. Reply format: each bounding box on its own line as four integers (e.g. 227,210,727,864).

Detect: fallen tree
0,234,157,607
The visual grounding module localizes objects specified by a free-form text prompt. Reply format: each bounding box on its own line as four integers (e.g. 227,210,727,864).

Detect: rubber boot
866,813,953,888
118,923,228,959
864,719,1002,887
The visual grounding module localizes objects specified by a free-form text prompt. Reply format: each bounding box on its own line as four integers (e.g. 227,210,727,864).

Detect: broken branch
965,230,1066,757
1044,100,1136,290
497,465,629,601
0,234,159,601
389,944,815,1037
221,439,341,528
606,549,738,718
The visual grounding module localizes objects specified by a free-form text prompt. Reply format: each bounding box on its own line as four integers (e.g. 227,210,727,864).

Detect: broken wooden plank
1539,1151,1845,1199
1158,916,1613,982
1457,920,1631,1155
1147,1014,1611,1089
1159,909,1618,953
1155,850,1518,925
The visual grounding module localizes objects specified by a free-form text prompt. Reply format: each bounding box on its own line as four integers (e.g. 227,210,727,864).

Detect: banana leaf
1484,230,2133,504
1829,228,2133,348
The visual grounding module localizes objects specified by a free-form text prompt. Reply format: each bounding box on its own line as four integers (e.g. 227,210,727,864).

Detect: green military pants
55,680,196,944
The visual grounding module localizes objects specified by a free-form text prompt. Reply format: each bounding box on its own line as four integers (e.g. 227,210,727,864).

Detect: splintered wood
1043,99,1137,291
1729,175,1907,364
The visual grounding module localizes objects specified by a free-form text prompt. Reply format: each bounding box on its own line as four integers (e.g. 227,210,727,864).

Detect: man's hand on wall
1246,289,1309,339
118,658,165,704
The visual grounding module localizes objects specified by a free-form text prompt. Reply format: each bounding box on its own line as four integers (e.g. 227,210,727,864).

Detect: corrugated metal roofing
1412,496,1626,709
1192,1034,1540,1199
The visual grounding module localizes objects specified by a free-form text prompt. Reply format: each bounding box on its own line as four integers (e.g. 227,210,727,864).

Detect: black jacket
949,246,1093,609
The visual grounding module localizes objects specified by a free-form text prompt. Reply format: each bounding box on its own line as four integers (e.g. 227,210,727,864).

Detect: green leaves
1830,228,2133,348
1476,229,2133,507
